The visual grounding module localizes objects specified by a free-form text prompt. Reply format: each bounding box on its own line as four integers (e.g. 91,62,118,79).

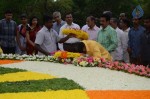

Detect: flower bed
0,52,150,78
0,67,87,99
73,57,150,77
53,51,81,64
0,60,23,65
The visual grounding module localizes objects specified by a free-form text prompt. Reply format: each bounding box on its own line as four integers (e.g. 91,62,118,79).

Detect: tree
141,0,150,16
0,0,149,26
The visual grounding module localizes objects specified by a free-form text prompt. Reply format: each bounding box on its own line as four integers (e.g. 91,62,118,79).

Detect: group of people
0,10,150,67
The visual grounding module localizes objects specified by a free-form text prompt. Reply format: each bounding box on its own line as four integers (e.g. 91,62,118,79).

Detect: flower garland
62,28,89,40
53,51,81,58
0,53,149,78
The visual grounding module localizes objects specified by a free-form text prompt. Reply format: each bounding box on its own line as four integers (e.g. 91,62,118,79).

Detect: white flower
79,61,88,67
66,59,71,63
22,54,28,58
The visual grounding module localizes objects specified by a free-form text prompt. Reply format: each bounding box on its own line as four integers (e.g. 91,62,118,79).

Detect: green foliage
0,0,149,26
141,0,150,16
0,78,84,93
0,67,26,75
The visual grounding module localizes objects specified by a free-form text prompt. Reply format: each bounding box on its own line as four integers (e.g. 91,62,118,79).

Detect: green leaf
0,78,84,93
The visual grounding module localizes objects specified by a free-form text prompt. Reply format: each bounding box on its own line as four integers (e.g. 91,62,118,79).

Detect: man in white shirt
58,13,80,51
110,18,126,61
82,16,100,41
35,15,75,55
120,19,130,63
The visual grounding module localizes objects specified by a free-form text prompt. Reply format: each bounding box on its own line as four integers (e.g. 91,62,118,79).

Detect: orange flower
60,52,67,59
0,60,23,65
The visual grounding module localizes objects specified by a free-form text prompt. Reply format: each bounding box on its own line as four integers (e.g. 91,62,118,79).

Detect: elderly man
53,11,65,50
53,11,65,34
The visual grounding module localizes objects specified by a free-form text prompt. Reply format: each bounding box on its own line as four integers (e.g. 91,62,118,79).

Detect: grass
0,78,84,93
0,67,26,75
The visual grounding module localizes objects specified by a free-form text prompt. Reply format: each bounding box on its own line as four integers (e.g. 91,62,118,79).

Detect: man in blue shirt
53,11,65,50
53,11,65,34
128,17,145,65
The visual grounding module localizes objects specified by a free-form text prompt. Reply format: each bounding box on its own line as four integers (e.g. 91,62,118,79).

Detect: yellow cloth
0,47,3,54
82,40,112,61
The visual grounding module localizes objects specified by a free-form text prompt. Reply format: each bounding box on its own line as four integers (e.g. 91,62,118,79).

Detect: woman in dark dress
26,16,41,55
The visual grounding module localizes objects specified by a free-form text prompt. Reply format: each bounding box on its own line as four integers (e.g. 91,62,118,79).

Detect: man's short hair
111,18,119,24
5,10,12,14
101,14,110,21
65,12,72,17
43,15,53,23
122,19,130,27
88,16,96,22
103,11,112,18
20,13,27,19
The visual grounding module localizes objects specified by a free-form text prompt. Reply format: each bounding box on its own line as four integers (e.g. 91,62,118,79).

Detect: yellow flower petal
0,90,89,99
62,28,89,40
0,72,56,82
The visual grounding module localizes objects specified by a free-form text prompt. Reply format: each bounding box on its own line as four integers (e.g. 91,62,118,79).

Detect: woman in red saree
26,16,41,55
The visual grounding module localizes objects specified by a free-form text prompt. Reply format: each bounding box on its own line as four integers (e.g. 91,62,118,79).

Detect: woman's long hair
29,16,40,27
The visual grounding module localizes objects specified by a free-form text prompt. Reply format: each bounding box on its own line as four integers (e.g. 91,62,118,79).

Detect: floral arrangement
62,28,89,40
0,54,54,62
73,57,101,67
53,51,81,58
53,51,81,64
73,57,150,77
0,53,149,78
